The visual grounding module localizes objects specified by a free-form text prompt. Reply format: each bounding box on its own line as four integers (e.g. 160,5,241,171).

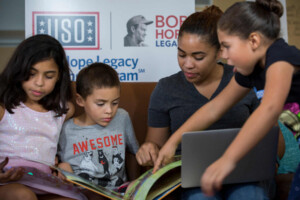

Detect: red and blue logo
32,11,100,50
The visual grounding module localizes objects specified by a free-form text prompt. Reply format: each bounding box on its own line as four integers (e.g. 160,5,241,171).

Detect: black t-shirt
235,38,300,104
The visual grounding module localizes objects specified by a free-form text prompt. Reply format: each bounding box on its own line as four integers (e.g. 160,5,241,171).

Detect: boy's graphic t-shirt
58,108,139,190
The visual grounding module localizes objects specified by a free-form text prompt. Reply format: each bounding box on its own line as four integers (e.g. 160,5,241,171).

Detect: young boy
58,63,139,192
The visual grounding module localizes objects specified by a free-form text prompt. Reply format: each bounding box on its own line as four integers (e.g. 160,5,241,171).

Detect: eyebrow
220,42,228,46
95,97,120,102
177,47,206,55
30,67,58,74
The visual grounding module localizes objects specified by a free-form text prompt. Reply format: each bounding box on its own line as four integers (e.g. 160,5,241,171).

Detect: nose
220,48,228,60
34,75,44,87
105,105,113,114
182,57,194,69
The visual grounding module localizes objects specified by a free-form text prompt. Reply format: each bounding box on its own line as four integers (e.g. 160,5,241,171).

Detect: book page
124,157,181,200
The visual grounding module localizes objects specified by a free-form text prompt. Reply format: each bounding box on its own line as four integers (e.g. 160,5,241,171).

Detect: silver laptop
181,127,279,188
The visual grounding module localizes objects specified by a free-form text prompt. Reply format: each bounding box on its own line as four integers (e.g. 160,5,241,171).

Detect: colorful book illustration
9,156,181,200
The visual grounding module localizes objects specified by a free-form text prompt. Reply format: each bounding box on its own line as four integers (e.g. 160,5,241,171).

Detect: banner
25,0,195,82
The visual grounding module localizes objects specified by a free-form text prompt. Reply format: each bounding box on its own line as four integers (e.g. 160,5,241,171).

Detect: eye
96,103,104,107
194,57,204,61
29,71,36,77
178,53,186,58
45,72,57,79
222,44,229,49
112,101,119,106
45,75,55,79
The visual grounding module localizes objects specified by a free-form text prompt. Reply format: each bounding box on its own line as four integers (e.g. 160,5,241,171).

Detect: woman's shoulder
159,71,183,83
221,63,234,74
219,63,234,81
156,71,185,90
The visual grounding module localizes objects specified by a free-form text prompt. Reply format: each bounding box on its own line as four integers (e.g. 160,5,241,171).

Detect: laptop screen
181,127,279,188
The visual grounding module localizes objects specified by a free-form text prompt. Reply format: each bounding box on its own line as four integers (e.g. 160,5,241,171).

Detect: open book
8,156,181,200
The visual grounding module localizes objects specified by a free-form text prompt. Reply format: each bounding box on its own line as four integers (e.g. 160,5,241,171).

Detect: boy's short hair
76,63,120,99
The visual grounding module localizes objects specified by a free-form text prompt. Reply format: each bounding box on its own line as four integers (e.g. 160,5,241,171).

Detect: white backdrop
25,0,195,82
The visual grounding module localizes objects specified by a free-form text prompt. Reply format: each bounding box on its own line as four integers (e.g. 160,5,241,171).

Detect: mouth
31,90,44,97
184,72,197,79
103,118,112,122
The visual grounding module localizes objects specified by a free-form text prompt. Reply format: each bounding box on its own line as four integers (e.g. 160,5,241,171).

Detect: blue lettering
103,58,110,64
67,56,138,70
111,59,118,69
119,72,138,81
155,40,177,47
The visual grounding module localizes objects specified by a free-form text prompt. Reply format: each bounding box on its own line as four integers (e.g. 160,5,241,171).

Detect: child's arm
56,162,73,180
57,162,73,173
136,127,169,166
153,77,251,172
53,156,73,180
200,61,294,195
0,157,24,183
65,101,75,121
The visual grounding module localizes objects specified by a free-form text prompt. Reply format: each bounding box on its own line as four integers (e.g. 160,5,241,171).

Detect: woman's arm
201,61,294,195
153,77,251,172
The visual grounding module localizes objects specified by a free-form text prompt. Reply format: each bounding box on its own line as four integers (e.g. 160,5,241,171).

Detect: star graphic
87,20,93,26
87,28,93,34
39,28,45,34
39,20,45,26
87,36,93,42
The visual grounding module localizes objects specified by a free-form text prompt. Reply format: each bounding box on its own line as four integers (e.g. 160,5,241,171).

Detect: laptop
181,126,279,188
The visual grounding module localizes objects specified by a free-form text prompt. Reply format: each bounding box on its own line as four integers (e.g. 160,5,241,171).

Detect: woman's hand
152,140,177,173
136,142,160,166
0,157,24,183
200,155,236,196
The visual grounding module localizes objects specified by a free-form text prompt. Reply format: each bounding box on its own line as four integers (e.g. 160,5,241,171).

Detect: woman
136,6,265,200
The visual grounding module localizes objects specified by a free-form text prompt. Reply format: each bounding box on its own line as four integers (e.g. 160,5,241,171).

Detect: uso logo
32,12,100,50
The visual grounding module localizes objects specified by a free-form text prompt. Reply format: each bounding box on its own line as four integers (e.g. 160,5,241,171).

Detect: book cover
7,156,181,200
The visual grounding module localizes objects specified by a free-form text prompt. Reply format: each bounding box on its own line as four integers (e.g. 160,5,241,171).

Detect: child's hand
0,157,24,183
152,140,177,173
58,162,73,173
56,162,73,180
125,180,136,193
200,155,236,196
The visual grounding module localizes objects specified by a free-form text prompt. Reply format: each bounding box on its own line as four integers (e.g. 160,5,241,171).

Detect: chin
99,122,109,127
239,71,252,76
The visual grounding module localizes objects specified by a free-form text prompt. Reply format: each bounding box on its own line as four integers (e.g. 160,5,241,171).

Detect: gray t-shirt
58,108,139,189
148,64,259,153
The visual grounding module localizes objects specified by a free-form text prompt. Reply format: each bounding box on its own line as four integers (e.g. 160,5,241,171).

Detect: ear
76,93,85,107
130,26,136,33
248,32,261,51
